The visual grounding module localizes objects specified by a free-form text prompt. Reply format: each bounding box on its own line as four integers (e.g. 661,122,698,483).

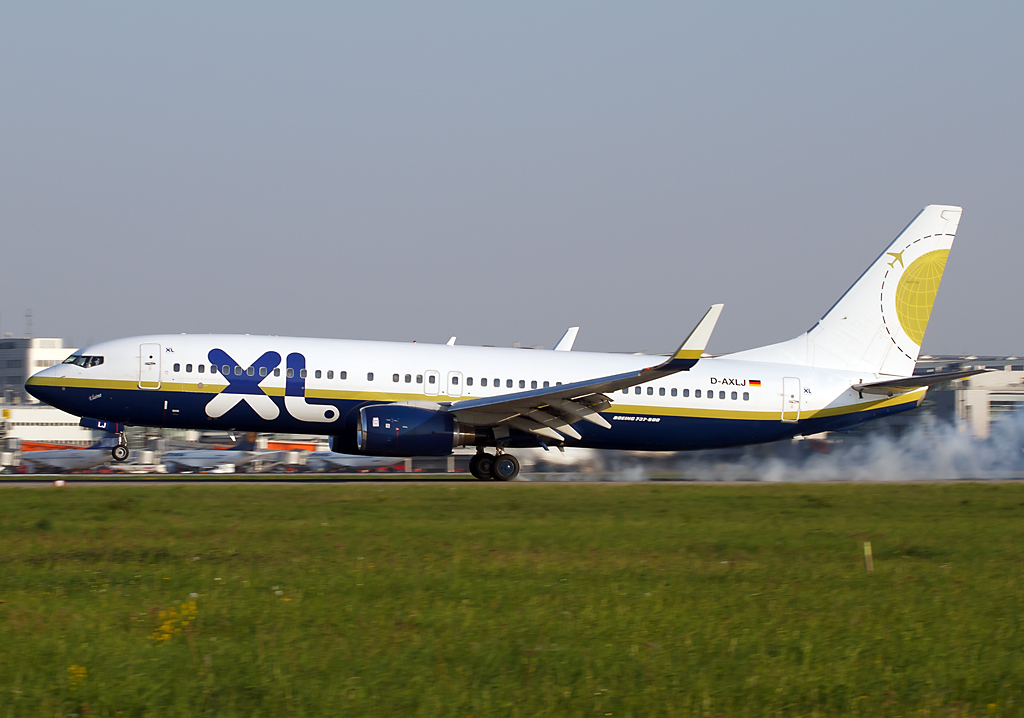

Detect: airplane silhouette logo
886,250,905,269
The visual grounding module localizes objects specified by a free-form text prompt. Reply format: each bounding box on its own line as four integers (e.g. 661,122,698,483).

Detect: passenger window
417,375,423,384
731,391,738,400
327,370,334,379
392,373,399,382
670,388,677,397
646,387,653,395
234,366,242,376
312,370,320,379
719,391,725,399
494,378,500,387
210,365,217,374
543,381,549,388
247,367,255,377
405,374,411,383
185,364,193,373
506,380,513,388
428,375,435,384
556,382,562,386
198,365,205,374
659,387,665,396
173,363,181,372
531,380,537,389
452,376,459,385
695,389,701,398
743,392,749,401
467,377,473,386
367,372,374,381
519,380,525,388
287,368,294,378
682,389,689,397
274,368,280,377
635,387,641,395
340,371,347,380
481,378,487,387
259,367,268,377
298,369,306,379
622,389,629,394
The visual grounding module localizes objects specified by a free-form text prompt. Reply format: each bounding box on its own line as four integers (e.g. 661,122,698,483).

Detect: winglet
658,304,723,371
553,327,580,351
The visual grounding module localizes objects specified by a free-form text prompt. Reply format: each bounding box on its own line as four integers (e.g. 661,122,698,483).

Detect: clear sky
2,3,1021,356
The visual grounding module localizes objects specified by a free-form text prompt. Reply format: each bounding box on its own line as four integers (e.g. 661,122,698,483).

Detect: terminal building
915,355,1024,439
0,337,75,405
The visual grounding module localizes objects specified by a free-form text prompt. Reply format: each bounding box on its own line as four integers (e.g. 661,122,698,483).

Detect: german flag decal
749,380,761,387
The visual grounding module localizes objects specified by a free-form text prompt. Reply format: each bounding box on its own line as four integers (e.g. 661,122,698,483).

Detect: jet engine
355,405,479,456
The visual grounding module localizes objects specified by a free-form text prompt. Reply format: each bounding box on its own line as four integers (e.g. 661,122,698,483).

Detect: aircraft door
782,377,800,423
139,343,161,390
446,371,463,397
423,370,440,396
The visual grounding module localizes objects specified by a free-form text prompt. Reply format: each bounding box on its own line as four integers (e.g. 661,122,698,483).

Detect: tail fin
727,205,962,376
229,432,258,452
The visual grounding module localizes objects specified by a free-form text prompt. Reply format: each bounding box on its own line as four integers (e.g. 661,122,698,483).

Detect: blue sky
2,3,1021,355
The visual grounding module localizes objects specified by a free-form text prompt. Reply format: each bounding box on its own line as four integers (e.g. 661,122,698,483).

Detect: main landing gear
111,434,129,463
469,450,520,481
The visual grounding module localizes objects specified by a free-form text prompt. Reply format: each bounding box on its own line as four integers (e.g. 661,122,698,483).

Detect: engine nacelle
356,404,477,456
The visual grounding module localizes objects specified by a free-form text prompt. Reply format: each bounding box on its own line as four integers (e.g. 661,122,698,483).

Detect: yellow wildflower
67,665,87,687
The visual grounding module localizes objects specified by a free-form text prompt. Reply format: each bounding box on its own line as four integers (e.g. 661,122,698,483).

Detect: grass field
2,482,1024,717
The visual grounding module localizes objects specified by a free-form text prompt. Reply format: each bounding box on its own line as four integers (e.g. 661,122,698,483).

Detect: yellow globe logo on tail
894,249,949,346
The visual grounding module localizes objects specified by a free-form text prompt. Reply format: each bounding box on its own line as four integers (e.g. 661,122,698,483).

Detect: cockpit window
62,355,104,368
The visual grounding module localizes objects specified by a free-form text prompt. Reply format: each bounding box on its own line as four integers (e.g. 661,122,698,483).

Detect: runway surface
2,473,1023,486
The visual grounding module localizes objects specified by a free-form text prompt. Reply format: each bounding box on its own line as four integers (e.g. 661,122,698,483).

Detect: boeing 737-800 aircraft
27,205,981,480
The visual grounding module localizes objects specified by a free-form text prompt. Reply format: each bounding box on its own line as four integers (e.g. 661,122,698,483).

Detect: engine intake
356,405,477,456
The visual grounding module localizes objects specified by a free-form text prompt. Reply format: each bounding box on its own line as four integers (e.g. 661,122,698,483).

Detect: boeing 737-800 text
27,205,980,480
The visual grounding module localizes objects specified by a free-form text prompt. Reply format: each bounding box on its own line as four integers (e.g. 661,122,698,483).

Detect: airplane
21,434,121,473
162,432,269,473
26,204,985,481
304,451,400,472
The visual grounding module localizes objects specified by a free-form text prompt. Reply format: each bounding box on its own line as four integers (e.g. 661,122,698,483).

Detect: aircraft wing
443,305,723,442
852,368,992,396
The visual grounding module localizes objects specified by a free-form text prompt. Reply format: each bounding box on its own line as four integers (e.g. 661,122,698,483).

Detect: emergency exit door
139,343,161,390
782,377,800,423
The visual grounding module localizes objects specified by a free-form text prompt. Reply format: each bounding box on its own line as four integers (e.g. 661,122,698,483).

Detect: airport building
915,355,1024,439
0,337,75,405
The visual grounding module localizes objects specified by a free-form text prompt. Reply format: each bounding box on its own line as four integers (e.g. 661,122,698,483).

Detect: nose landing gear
111,434,129,463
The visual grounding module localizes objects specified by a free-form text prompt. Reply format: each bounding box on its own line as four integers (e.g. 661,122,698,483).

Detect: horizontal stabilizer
852,368,991,396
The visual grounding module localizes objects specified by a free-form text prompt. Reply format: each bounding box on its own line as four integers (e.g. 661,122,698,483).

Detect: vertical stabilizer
727,205,961,376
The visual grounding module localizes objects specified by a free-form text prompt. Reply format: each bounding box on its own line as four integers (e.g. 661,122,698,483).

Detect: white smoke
674,412,1024,481
522,412,1024,481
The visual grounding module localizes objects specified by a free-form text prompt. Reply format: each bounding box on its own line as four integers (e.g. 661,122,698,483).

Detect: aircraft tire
491,454,519,481
111,445,129,462
469,453,494,480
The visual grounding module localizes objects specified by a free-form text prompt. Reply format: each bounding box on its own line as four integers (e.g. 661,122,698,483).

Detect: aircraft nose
25,365,65,404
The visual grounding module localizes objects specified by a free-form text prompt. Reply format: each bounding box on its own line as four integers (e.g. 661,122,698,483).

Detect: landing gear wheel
111,445,129,462
469,453,494,480
490,453,520,481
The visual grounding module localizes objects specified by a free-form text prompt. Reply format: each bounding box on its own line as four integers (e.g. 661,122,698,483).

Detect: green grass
2,482,1024,717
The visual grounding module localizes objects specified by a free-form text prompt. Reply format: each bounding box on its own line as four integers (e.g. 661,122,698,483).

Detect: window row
621,386,749,401
166,363,749,402
171,363,351,380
